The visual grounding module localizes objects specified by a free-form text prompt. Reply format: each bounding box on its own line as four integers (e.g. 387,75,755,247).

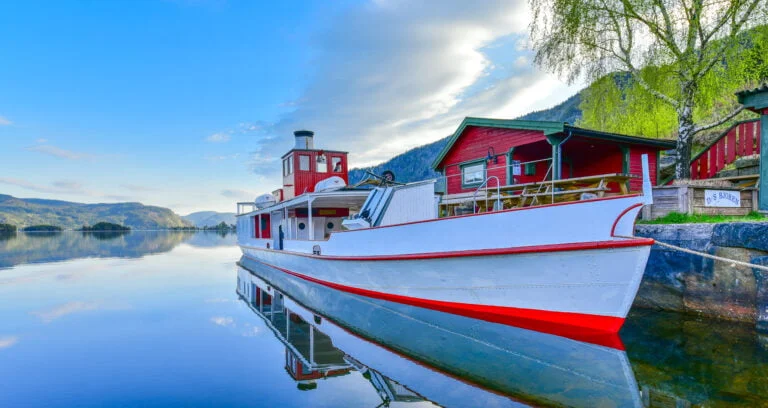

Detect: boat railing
237,202,257,215
472,176,501,214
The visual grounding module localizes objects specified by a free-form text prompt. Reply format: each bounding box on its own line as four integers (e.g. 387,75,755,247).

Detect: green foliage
23,225,63,232
639,211,767,224
579,26,768,139
79,222,131,231
0,223,16,232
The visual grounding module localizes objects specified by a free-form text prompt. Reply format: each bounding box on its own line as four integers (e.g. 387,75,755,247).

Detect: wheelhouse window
283,156,294,176
461,161,485,187
299,155,310,171
316,154,327,173
332,157,342,172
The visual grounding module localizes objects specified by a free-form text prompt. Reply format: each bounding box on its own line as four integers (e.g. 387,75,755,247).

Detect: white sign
704,189,741,207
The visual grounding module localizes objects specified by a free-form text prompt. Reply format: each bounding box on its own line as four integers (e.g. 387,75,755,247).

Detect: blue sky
0,0,581,214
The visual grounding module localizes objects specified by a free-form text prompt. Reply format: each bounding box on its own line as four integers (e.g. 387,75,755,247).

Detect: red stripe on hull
250,258,626,350
244,238,654,262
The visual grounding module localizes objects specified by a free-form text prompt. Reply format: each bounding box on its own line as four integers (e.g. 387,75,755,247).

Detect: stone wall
634,222,768,330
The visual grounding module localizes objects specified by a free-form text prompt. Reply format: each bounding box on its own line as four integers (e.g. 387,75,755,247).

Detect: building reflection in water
237,271,426,404
237,258,643,407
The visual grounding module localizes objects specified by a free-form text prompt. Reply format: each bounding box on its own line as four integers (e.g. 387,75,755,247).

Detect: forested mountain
182,211,237,228
348,91,584,184
0,194,192,230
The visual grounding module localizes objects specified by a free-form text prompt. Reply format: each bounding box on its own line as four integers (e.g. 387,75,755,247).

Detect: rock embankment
634,222,768,331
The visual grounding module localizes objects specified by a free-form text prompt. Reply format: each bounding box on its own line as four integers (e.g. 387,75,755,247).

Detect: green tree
529,0,768,178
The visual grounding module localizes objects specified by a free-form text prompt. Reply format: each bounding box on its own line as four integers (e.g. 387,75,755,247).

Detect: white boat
236,261,643,407
236,128,654,343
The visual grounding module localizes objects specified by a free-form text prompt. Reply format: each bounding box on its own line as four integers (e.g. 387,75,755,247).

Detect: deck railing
688,119,761,181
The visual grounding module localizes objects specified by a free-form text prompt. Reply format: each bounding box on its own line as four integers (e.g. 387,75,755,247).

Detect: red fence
689,119,761,180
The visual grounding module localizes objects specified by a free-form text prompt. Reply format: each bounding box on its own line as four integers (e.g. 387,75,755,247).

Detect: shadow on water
237,257,642,408
0,230,237,268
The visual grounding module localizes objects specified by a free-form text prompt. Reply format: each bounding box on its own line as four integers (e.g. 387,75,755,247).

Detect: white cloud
221,188,256,200
0,177,85,195
26,144,92,160
205,153,240,162
206,132,231,143
246,0,578,174
514,55,529,68
0,177,143,204
0,336,18,349
0,116,11,126
121,184,159,192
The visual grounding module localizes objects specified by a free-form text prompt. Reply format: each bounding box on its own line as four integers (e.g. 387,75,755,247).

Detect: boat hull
240,240,651,345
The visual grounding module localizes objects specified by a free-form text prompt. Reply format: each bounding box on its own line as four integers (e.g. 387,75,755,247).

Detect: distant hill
0,194,192,230
348,91,584,184
182,211,236,228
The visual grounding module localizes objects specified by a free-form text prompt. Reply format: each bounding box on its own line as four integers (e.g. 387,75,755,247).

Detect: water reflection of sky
2,232,768,407
0,233,402,407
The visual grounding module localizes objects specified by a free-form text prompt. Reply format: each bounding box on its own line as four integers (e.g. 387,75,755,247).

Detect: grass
639,211,768,224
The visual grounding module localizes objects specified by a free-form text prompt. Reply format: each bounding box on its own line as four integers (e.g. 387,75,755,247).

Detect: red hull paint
610,203,645,237
249,258,627,350
245,237,655,261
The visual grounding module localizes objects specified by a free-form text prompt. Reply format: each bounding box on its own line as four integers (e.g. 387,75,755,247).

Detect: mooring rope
618,235,768,272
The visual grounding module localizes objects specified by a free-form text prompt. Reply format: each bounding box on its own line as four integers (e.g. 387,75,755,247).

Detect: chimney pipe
294,130,314,149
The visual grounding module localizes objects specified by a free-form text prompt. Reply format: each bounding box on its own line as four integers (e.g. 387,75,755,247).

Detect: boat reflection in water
237,257,643,407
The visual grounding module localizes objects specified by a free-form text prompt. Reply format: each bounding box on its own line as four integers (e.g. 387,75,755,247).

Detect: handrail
690,118,758,163
472,176,501,214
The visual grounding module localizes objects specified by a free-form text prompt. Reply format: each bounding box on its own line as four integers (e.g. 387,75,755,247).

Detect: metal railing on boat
472,176,501,214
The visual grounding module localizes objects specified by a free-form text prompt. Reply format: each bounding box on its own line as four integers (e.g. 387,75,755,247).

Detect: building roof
736,83,768,111
736,83,768,98
431,117,676,170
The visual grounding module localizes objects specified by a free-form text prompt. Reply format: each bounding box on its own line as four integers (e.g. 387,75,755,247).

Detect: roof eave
564,125,677,149
431,117,565,170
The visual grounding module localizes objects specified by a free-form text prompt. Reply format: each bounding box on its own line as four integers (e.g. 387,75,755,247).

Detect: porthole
326,222,334,230
298,223,306,230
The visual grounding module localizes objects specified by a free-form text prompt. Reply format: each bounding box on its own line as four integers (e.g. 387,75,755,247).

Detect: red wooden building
432,118,675,195
277,130,349,201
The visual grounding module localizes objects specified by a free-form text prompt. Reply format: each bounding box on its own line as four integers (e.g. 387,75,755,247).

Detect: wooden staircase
689,119,761,180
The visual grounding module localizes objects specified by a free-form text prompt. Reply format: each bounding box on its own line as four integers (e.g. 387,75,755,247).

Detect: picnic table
441,173,637,215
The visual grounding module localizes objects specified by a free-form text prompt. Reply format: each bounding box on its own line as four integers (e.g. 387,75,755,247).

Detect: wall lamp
486,147,498,164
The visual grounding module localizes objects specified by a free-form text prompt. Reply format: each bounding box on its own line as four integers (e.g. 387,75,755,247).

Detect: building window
332,157,342,172
299,155,310,171
524,162,536,176
316,154,327,173
461,161,485,187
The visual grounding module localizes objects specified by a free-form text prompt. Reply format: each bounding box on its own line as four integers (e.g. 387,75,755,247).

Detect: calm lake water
1,231,767,407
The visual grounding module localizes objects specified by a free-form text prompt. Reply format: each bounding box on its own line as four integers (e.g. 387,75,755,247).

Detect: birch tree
529,0,768,179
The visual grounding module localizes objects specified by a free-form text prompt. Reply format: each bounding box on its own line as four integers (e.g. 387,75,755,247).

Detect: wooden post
761,113,768,212
736,86,768,213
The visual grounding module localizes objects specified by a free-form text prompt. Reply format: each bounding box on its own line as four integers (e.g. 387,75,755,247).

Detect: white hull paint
237,194,653,336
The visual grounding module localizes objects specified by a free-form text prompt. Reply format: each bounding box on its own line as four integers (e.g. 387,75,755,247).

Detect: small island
23,225,63,232
0,223,16,232
78,222,131,231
